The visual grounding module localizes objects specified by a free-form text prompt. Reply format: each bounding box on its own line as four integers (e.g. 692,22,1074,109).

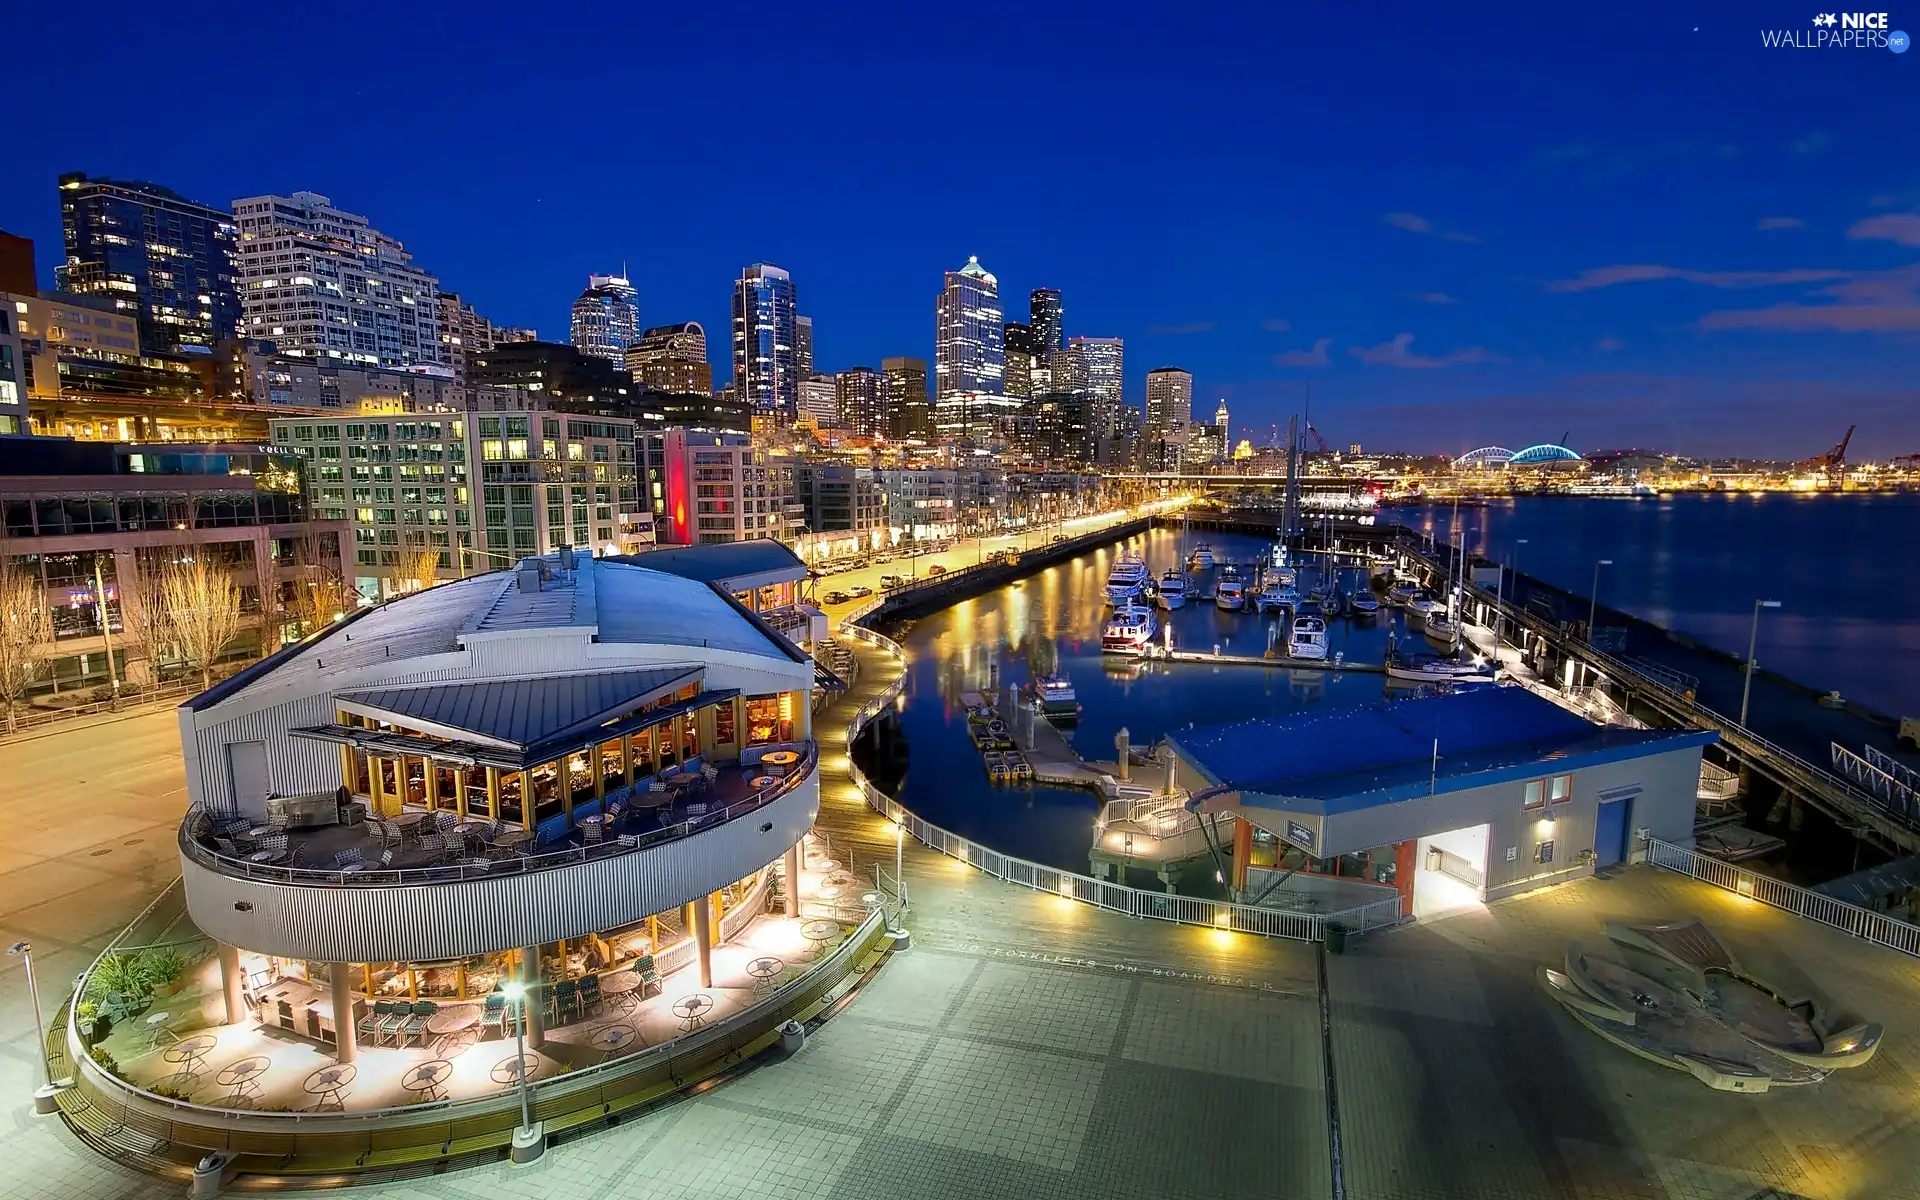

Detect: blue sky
3,1,1915,457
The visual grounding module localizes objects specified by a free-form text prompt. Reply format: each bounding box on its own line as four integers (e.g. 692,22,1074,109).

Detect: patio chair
635,955,661,999
481,992,509,1039
434,811,460,834
647,778,667,794
685,802,710,817
376,1001,410,1045
700,762,719,784
418,833,447,858
334,847,364,871
605,802,625,829
401,1001,436,1046
552,979,579,1024
579,974,602,1016
100,990,149,1025
581,821,605,845
214,836,244,858
360,1000,396,1045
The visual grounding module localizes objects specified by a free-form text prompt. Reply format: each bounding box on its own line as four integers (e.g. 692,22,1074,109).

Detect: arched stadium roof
1508,444,1583,465
1453,446,1514,467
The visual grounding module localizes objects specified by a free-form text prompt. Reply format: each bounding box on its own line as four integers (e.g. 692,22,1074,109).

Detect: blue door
1594,799,1628,867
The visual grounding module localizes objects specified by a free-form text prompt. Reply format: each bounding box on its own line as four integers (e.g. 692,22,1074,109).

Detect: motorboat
1104,554,1150,605
1405,588,1443,618
1101,603,1158,655
1157,569,1188,610
1423,611,1462,648
1032,674,1081,723
1287,613,1329,661
1189,543,1216,570
1386,579,1420,606
1257,579,1298,614
1348,589,1381,618
1385,640,1496,684
1215,569,1247,612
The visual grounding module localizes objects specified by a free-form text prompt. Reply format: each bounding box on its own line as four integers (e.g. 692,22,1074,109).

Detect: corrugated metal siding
182,774,819,962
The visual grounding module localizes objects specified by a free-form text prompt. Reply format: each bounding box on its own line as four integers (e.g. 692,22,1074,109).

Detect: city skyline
1,4,1914,457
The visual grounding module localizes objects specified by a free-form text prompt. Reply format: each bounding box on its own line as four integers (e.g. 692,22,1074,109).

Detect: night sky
3,2,1914,458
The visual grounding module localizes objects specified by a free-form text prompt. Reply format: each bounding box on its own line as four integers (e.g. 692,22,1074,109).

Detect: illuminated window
1523,780,1545,810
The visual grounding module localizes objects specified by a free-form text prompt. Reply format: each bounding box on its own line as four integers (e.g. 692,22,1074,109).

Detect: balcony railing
178,743,817,888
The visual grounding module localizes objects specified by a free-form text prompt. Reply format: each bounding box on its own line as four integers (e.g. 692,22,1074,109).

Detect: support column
329,962,357,1063
218,944,244,1026
692,897,714,988
784,844,802,917
1230,815,1253,895
520,946,546,1048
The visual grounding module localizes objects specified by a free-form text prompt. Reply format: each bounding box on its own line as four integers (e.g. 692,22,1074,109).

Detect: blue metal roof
611,540,806,587
1168,687,1714,814
337,666,701,749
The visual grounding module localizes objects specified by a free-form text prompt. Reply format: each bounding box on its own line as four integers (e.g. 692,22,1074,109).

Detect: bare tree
119,550,178,686
285,541,355,639
0,557,53,732
161,555,245,691
395,536,443,595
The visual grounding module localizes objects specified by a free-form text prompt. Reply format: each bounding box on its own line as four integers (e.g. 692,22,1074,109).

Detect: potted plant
141,948,190,998
75,999,102,1043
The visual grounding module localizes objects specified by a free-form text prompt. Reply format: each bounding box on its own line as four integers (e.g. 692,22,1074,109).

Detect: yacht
1032,674,1081,723
1104,554,1150,605
1423,610,1462,648
1386,579,1420,607
1257,578,1299,614
1157,568,1188,610
1348,589,1381,618
1215,569,1247,612
1405,588,1443,618
1101,603,1158,655
1287,613,1329,661
1385,639,1496,684
1188,543,1216,570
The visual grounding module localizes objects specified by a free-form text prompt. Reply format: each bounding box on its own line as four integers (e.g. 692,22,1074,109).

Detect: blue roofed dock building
1166,687,1715,919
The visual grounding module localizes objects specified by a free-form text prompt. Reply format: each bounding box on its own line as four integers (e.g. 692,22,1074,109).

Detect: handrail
177,744,819,888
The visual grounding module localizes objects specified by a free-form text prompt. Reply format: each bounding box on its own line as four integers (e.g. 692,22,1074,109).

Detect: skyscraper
1144,367,1194,471
232,192,444,369
798,373,839,429
794,315,814,378
1069,336,1125,440
1003,322,1041,401
933,256,1005,435
835,366,887,438
569,273,639,362
881,356,930,440
731,263,799,418
1030,288,1064,352
59,172,240,355
1215,397,1230,432
625,321,711,395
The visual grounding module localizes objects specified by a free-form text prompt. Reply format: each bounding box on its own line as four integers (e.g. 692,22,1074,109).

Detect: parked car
879,574,906,591
1052,535,1067,544
846,585,873,599
821,590,851,605
927,564,947,576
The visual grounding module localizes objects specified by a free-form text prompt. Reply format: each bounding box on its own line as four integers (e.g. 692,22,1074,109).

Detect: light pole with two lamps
1740,600,1783,727
499,980,543,1163
1586,559,1613,645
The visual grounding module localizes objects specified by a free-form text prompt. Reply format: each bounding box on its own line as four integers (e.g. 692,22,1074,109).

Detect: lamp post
1497,538,1529,647
1740,600,1783,727
894,820,906,908
9,941,58,1114
500,980,540,1162
1586,559,1613,645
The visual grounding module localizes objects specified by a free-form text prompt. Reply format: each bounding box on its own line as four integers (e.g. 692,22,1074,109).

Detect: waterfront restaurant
1168,687,1715,919
153,546,831,1093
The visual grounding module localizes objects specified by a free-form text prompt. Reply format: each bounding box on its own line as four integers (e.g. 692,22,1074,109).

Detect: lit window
1523,780,1545,810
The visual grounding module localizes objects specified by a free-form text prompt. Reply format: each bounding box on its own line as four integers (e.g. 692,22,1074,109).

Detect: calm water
885,528,1418,872
1395,493,1920,718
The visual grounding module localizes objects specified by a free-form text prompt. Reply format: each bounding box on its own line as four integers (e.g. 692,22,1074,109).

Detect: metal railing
2,681,201,737
1831,743,1917,823
1640,835,1920,958
835,618,1402,941
178,744,819,888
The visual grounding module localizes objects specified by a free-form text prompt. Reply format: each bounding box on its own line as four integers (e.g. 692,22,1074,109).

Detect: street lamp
1740,600,1783,727
499,980,539,1161
894,820,906,909
1586,559,1614,645
9,941,58,1114
1498,537,1529,646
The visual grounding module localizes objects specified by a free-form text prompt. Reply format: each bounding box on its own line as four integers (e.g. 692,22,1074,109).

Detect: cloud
1699,265,1920,334
1146,321,1214,335
1596,336,1624,352
1272,337,1332,367
1544,264,1849,292
1442,230,1479,244
1848,213,1920,247
1413,291,1458,305
1349,333,1505,369
1259,317,1292,332
1755,216,1805,231
1383,212,1432,234
1789,132,1830,156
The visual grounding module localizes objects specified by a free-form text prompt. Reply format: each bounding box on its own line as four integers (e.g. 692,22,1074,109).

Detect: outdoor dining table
800,920,839,958
390,812,427,838
762,749,801,768
672,993,714,1031
601,970,644,1013
301,1062,356,1111
746,956,784,992
589,1022,639,1060
491,1052,538,1085
215,1055,271,1104
426,1005,481,1055
163,1033,217,1081
749,775,777,790
402,1059,453,1102
143,1009,180,1049
491,829,534,856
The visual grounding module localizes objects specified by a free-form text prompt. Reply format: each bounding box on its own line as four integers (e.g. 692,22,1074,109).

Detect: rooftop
337,667,700,750
612,539,808,590
1168,686,1715,814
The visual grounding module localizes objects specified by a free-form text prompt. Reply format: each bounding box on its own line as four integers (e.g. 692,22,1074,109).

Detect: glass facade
58,173,242,356
730,264,798,418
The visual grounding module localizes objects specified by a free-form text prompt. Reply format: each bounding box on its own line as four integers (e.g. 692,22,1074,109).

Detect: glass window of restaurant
745,694,796,746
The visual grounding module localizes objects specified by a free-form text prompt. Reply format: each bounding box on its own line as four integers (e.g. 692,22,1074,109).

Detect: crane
1303,422,1333,454
1798,425,1856,472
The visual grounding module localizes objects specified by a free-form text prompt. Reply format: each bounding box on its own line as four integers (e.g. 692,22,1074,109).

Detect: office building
793,463,888,551
57,173,241,356
1144,367,1194,470
0,437,349,694
1069,336,1125,441
881,357,930,441
569,273,640,363
1003,322,1041,400
0,300,25,433
933,257,1007,437
642,428,789,545
731,264,799,418
470,341,635,409
625,321,711,396
1030,288,1064,352
0,228,39,295
797,373,839,430
232,192,445,371
794,315,813,378
835,366,886,438
271,409,649,597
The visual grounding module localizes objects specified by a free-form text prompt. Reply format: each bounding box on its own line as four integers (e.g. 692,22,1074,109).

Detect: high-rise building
1215,397,1230,432
58,173,241,356
731,264,799,418
569,273,640,363
437,291,506,386
0,298,29,434
1069,336,1125,440
881,357,930,441
0,228,37,295
1144,367,1194,471
797,374,839,429
1003,322,1042,401
470,341,635,408
835,367,886,438
624,321,711,396
1030,288,1064,352
641,429,789,545
933,256,1006,436
794,315,813,378
232,192,445,371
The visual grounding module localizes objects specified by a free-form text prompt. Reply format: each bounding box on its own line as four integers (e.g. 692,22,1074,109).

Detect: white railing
836,618,1402,942
1640,836,1920,958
